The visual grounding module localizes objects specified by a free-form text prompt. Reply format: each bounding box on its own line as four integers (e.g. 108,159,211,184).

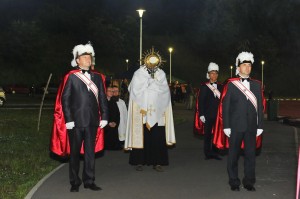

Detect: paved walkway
28,103,298,199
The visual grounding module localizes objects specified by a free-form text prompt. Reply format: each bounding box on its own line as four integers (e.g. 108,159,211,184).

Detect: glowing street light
230,65,233,77
261,60,265,86
126,59,129,71
137,9,145,65
168,47,173,84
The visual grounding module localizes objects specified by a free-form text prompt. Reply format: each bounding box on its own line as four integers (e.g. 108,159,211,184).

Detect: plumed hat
206,62,219,79
71,43,95,67
235,52,254,75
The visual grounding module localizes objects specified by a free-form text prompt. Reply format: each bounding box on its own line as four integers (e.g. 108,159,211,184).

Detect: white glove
200,116,206,123
223,128,231,137
256,129,263,137
99,120,108,128
66,121,75,130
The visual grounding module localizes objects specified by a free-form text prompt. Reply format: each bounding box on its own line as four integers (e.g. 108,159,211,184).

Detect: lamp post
168,47,173,84
126,59,129,71
137,9,145,65
230,65,233,77
261,60,265,86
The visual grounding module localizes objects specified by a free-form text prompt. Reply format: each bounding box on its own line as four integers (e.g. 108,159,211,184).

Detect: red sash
74,72,99,103
231,80,257,112
206,83,221,99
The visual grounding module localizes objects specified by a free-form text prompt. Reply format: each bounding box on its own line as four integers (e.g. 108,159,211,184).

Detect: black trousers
203,118,217,157
68,127,97,186
227,129,257,187
104,127,122,150
129,124,169,166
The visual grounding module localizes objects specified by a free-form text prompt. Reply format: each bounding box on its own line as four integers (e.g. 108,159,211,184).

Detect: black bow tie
81,69,90,74
210,82,217,85
241,78,250,82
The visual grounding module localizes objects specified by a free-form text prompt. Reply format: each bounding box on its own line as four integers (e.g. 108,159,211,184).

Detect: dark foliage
0,0,299,96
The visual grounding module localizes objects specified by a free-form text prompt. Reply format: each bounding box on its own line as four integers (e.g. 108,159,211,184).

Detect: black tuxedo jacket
198,83,223,120
222,79,263,132
62,71,108,127
106,98,120,126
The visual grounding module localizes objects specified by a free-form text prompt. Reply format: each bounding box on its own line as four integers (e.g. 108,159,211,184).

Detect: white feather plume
71,43,95,67
206,62,219,79
235,51,254,67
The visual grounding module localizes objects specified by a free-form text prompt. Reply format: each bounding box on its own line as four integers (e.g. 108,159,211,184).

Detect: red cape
50,69,106,156
213,78,266,149
193,89,204,134
193,82,222,135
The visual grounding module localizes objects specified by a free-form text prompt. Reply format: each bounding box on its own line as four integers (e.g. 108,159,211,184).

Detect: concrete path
28,103,298,199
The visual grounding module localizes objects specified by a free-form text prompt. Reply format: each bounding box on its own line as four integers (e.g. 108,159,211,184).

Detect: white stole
206,83,221,99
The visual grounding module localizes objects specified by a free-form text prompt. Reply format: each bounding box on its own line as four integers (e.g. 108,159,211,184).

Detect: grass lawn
0,109,60,199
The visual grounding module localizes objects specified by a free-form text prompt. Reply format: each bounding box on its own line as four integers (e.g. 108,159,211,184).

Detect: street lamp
126,59,129,71
230,65,233,78
137,9,145,65
168,47,173,84
261,60,265,86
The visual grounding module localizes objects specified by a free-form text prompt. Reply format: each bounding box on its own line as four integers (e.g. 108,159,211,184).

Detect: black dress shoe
136,165,143,171
84,183,102,191
230,186,240,191
213,155,222,160
244,185,256,191
153,165,164,172
70,185,79,192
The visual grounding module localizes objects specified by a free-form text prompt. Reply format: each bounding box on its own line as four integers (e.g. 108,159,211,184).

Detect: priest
124,48,176,172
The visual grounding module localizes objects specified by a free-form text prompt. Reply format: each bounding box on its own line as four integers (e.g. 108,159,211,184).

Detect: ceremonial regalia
196,62,223,160
125,67,176,167
213,78,264,150
199,81,223,159
213,52,265,191
50,43,108,192
125,49,175,171
50,70,107,156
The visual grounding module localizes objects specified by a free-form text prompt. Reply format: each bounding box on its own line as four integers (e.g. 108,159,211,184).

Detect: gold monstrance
142,47,165,78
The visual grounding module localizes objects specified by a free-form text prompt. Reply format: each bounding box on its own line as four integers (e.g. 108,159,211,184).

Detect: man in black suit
222,52,264,191
104,86,121,150
198,62,222,160
61,43,108,192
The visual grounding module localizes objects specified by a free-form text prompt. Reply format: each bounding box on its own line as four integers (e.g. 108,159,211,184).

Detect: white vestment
125,66,176,149
116,98,127,141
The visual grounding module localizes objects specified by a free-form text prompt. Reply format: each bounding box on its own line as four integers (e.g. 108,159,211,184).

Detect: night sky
0,0,299,96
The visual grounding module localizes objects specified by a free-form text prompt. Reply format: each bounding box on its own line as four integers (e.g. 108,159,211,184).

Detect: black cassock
129,124,169,166
104,98,121,150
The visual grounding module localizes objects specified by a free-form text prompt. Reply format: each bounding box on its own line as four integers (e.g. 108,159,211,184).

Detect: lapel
249,80,254,94
91,72,95,85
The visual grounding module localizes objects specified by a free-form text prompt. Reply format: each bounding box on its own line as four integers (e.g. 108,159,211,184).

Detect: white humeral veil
124,66,176,149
